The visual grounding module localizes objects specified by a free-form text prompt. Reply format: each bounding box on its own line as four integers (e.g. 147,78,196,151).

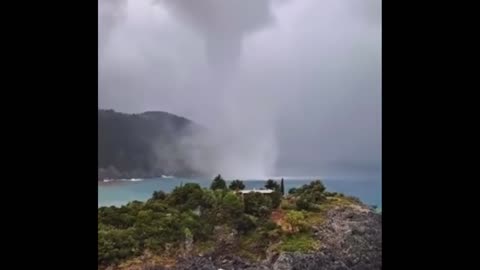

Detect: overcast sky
98,0,381,178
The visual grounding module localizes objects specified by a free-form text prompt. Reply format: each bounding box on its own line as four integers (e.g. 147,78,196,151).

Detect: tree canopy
210,174,227,190
265,179,280,191
229,179,245,190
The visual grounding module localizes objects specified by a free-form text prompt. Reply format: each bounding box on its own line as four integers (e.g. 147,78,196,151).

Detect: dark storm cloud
99,0,382,178
160,0,275,79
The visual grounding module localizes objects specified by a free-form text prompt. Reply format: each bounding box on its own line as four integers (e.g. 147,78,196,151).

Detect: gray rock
271,206,381,270
175,256,217,270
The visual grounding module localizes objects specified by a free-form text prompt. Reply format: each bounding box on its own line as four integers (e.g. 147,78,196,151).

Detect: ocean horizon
98,174,381,209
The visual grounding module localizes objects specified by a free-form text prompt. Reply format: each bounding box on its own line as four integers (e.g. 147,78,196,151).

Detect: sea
98,173,381,210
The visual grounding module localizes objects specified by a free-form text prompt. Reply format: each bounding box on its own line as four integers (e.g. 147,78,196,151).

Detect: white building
238,188,274,194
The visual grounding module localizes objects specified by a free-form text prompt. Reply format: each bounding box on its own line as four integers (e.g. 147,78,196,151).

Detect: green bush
167,183,204,210
269,191,283,209
296,180,326,195
324,191,338,197
234,215,257,234
222,192,245,218
98,228,140,266
200,190,244,225
280,200,295,210
244,192,273,217
261,219,279,231
279,233,317,252
292,180,327,208
143,200,169,212
285,210,306,232
296,196,312,211
98,206,136,229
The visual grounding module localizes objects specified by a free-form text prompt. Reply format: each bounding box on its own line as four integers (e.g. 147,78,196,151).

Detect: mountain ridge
98,109,205,180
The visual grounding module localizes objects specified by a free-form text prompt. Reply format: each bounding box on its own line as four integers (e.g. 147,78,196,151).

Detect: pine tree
280,178,285,196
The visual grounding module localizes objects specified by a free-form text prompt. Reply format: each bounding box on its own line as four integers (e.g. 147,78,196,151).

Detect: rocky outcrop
169,205,381,270
313,205,381,270
175,256,216,270
272,252,346,270
175,255,270,270
272,205,381,270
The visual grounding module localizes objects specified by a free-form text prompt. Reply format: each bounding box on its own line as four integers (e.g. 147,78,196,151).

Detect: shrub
269,191,283,209
296,195,312,211
262,220,279,231
280,200,295,210
167,183,204,210
143,200,169,212
279,233,317,252
234,215,257,234
324,191,338,197
296,180,326,195
98,228,140,266
285,210,306,232
244,192,273,217
293,180,327,207
221,192,245,219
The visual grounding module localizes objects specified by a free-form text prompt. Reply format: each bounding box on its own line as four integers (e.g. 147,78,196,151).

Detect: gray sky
98,0,381,178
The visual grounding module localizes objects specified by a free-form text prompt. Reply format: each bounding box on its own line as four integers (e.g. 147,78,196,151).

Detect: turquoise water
99,174,381,209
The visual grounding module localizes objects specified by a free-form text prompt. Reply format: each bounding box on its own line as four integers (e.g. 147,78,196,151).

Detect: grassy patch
315,196,356,211
303,211,326,226
332,196,357,206
278,233,319,252
195,240,216,254
236,229,280,261
236,248,261,262
280,199,296,210
117,253,176,270
277,195,356,229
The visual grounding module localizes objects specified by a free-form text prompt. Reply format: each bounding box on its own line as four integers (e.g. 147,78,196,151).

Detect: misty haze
99,0,381,179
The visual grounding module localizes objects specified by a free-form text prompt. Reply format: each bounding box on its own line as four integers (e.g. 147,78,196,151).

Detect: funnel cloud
98,0,127,52
99,0,382,179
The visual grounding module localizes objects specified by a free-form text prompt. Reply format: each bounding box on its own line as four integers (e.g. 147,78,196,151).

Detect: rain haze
98,0,382,179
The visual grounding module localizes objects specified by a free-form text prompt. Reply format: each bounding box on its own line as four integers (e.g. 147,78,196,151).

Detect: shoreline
99,177,382,209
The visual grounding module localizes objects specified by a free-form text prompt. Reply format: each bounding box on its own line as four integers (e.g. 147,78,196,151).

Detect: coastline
99,177,382,209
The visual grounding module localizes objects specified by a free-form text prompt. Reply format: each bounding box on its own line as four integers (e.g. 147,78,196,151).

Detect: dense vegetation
229,179,245,191
289,180,327,210
98,178,361,269
98,109,204,180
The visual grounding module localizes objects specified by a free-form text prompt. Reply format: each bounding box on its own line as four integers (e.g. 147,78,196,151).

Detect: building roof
239,189,274,194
